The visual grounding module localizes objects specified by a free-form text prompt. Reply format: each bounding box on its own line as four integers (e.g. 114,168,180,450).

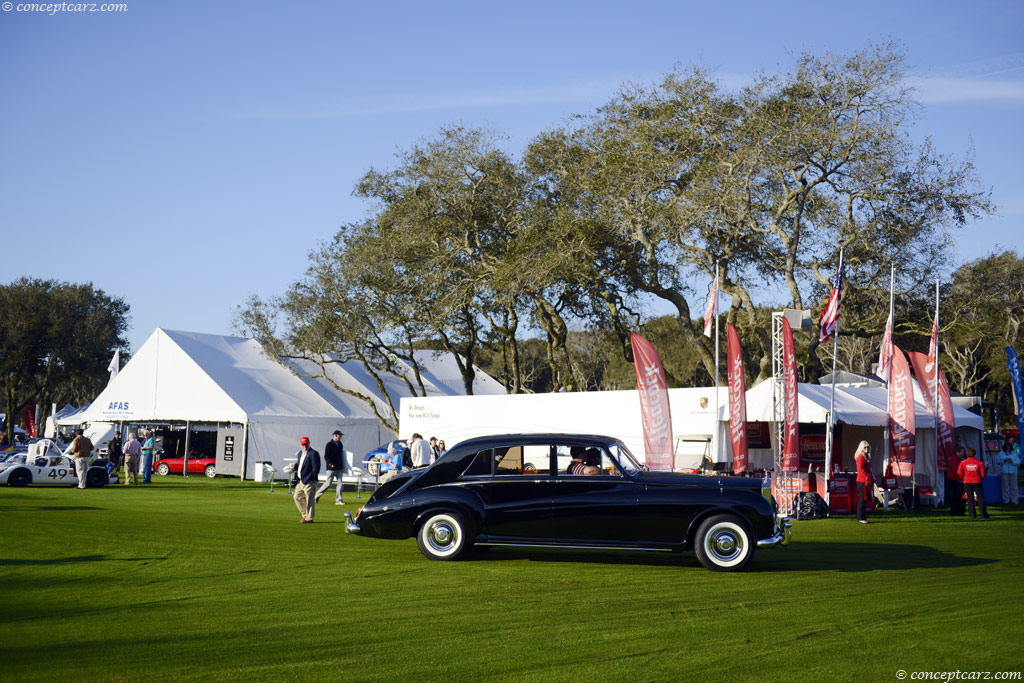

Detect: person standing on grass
294,437,320,523
71,428,94,490
946,446,966,517
854,441,875,524
316,430,345,505
122,433,141,485
108,432,123,472
141,430,155,484
410,433,432,469
958,448,989,519
997,440,1020,505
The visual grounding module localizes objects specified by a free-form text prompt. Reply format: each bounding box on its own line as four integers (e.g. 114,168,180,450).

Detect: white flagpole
931,277,939,504
713,263,720,471
824,249,844,508
884,265,894,511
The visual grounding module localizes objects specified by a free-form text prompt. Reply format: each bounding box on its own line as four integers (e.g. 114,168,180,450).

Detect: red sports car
153,452,217,478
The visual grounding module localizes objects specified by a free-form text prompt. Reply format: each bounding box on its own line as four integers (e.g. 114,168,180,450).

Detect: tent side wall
245,419,390,480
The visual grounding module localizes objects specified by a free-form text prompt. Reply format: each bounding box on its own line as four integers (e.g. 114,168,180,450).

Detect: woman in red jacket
855,440,875,524
957,448,989,519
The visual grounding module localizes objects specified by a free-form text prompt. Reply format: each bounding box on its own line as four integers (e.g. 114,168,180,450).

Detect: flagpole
824,248,844,509
929,277,939,504
884,265,894,512
714,263,720,472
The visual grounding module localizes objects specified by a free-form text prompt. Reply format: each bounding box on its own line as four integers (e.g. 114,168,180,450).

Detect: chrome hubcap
707,528,743,562
427,520,457,552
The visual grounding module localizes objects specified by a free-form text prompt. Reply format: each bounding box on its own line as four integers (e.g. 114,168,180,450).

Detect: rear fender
410,487,486,538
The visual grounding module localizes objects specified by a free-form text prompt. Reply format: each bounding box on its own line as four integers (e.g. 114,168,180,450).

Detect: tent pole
183,421,191,478
240,422,249,481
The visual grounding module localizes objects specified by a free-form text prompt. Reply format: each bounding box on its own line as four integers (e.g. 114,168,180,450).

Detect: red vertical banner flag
630,334,674,470
781,317,800,472
23,402,37,438
908,352,956,473
726,324,748,474
888,346,916,477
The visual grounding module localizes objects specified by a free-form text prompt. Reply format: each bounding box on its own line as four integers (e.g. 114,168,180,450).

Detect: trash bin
254,461,272,483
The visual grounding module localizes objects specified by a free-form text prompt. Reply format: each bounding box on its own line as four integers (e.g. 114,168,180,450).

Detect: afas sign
107,401,130,411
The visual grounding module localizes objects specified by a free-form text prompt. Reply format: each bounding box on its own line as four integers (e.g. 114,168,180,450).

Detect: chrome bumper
344,512,361,535
757,516,792,548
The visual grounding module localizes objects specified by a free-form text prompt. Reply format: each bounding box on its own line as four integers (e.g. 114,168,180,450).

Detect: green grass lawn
1,476,1022,682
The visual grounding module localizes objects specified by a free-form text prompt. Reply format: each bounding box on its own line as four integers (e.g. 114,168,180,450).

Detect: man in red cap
294,436,321,523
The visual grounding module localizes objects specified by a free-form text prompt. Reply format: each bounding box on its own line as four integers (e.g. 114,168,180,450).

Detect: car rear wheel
8,468,31,487
694,514,754,572
204,464,216,478
417,511,469,561
86,469,106,488
156,463,170,476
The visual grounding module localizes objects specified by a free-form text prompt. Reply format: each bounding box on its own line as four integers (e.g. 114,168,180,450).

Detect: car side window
555,446,623,476
461,449,492,477
495,446,524,474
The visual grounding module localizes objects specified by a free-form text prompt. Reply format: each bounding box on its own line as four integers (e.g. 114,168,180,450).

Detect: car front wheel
8,468,31,487
156,463,170,476
694,514,754,572
417,511,469,561
204,465,216,478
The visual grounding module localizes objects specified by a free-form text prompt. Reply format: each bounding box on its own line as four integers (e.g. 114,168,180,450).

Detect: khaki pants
75,457,89,488
123,454,138,485
294,481,316,521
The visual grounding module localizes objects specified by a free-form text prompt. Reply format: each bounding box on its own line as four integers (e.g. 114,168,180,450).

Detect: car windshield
611,443,643,476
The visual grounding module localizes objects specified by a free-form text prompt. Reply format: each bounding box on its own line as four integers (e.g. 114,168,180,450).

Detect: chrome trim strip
474,542,674,552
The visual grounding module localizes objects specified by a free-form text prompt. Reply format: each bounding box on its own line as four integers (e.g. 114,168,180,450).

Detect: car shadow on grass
0,555,169,566
753,541,995,572
466,541,994,572
1,505,104,512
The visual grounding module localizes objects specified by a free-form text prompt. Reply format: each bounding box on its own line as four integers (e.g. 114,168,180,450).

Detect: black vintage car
345,434,791,571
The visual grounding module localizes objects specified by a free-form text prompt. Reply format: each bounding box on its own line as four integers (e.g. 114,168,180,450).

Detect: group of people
68,428,156,487
105,430,157,485
379,434,446,483
854,437,1021,523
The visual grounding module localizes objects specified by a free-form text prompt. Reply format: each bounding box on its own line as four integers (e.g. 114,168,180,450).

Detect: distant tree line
0,278,129,443
236,44,1020,429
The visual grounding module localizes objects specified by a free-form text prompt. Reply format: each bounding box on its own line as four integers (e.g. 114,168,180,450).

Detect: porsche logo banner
630,333,674,470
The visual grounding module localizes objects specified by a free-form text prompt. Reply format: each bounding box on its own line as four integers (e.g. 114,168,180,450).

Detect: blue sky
1,0,1022,354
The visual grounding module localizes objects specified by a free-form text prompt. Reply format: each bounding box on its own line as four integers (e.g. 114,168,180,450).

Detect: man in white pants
70,428,94,489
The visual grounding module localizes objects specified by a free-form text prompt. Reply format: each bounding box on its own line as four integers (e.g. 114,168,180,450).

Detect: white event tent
742,380,984,493
75,329,504,479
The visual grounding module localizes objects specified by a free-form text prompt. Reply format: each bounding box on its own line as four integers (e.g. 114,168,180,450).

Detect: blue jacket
380,450,402,473
998,446,1020,475
297,448,321,485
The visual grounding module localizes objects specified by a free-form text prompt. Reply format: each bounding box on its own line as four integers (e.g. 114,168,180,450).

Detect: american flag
702,275,718,338
818,260,844,344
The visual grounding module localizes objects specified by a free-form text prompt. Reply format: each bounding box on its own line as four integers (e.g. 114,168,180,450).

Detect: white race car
0,441,118,488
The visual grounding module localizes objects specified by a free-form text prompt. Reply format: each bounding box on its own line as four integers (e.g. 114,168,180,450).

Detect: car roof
451,434,622,450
